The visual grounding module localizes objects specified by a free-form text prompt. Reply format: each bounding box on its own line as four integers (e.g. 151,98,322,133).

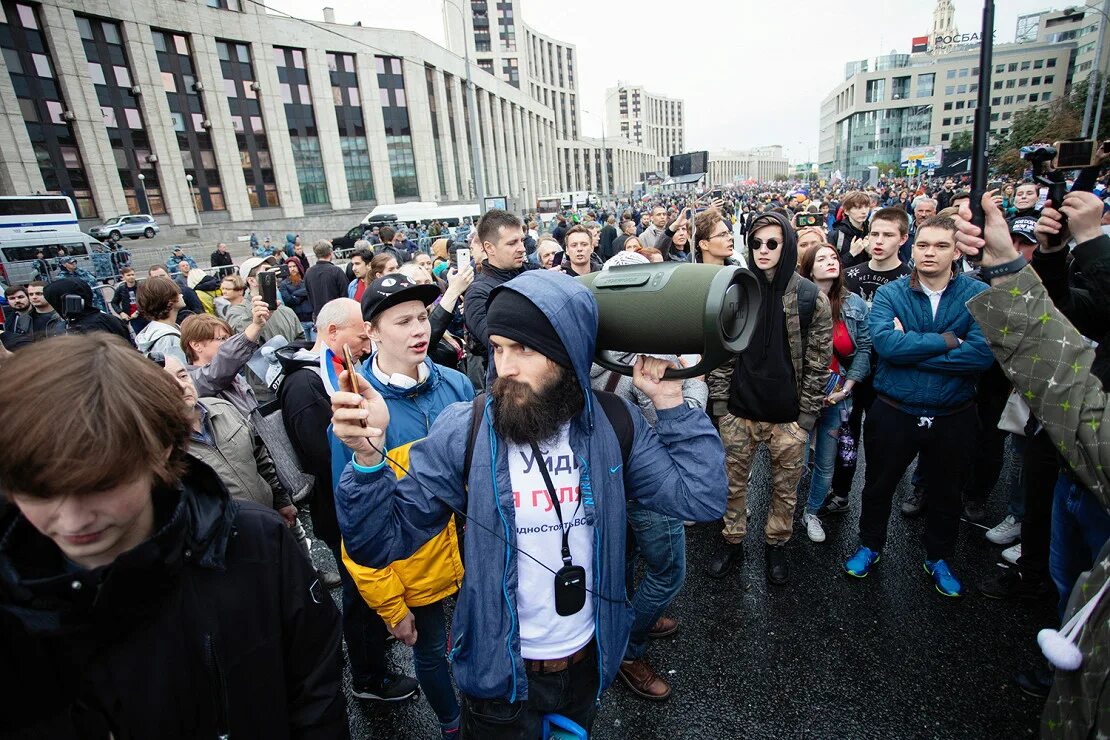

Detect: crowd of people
0,166,1108,739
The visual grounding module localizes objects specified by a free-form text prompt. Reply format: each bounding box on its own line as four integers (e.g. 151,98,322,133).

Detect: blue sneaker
924,559,963,597
844,546,880,578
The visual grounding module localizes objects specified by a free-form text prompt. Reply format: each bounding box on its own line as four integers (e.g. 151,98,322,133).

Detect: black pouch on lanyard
531,442,586,617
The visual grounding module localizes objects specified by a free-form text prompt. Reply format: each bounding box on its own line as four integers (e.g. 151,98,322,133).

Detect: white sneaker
986,514,1022,545
803,512,826,543
1001,543,1021,565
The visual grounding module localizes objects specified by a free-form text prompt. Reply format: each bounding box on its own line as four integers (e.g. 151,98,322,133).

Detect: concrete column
520,109,535,206
449,75,474,201
431,70,459,201
402,59,439,202
492,96,509,197
0,48,44,195
305,48,350,210
188,34,251,221
478,90,496,197
503,104,520,207
354,53,394,205
122,22,194,225
251,41,302,217
39,4,128,218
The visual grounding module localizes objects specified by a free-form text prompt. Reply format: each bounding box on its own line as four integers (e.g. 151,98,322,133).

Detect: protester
180,295,269,416
337,275,473,737
560,225,598,277
369,253,400,282
709,211,832,586
149,264,204,316
305,239,350,321
1,282,63,348
280,258,314,338
164,246,197,275
843,215,993,597
346,244,375,302
640,206,669,248
829,191,871,268
797,244,871,542
330,269,726,737
110,266,142,330
462,209,536,389
0,334,348,737
536,237,561,269
210,242,234,274
135,276,186,362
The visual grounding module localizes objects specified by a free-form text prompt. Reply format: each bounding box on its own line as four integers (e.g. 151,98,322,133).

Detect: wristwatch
979,255,1028,283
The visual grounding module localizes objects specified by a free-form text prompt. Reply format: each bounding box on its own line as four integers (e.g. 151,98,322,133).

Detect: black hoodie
43,278,131,344
729,211,800,422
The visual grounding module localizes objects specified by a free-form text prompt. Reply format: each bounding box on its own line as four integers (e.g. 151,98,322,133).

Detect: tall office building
604,84,685,170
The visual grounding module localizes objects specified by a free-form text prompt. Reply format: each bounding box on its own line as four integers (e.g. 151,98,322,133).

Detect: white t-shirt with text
507,424,595,660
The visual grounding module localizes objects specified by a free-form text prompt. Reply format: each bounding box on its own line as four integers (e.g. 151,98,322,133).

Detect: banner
901,145,944,169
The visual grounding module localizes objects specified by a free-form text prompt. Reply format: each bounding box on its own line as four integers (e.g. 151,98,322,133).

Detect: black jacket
0,459,348,739
43,279,132,344
462,260,538,355
304,260,349,321
210,250,234,268
599,224,618,259
276,346,340,548
829,218,869,268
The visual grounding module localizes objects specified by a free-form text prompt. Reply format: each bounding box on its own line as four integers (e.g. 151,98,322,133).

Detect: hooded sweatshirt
729,211,800,423
135,320,187,364
42,278,131,343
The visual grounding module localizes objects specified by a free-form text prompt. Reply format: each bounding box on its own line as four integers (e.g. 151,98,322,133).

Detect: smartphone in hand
258,270,278,311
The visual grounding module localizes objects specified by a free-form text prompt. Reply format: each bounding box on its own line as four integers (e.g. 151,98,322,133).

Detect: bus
0,195,81,239
537,191,595,211
362,202,481,227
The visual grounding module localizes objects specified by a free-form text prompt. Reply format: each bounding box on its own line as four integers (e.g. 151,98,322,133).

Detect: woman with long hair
369,252,399,281
280,258,313,338
796,244,872,543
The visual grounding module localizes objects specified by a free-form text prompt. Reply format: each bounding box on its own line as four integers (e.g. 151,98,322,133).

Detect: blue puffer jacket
868,272,993,415
333,271,727,703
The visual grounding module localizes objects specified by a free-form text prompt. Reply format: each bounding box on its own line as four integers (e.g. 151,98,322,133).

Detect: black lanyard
530,441,573,567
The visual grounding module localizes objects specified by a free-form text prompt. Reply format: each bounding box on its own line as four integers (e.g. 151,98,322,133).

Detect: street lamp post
136,173,148,215
185,173,202,227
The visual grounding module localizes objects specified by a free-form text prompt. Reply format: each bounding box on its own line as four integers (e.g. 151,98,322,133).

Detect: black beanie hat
485,289,573,369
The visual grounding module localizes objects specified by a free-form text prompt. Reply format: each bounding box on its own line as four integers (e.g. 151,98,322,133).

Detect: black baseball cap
1008,215,1038,245
360,274,441,322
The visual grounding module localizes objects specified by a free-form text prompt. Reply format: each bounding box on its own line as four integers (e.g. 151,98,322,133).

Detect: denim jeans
330,544,390,685
410,601,460,726
623,501,686,661
804,397,850,515
1005,435,1027,520
1049,473,1110,620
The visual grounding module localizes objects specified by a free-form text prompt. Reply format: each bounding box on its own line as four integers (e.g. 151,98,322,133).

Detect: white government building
0,0,667,227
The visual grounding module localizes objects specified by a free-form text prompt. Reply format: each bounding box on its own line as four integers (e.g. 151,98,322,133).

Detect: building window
2,3,96,217
1048,58,1057,67
1045,75,1055,84
942,117,951,126
1034,59,1044,69
944,102,953,110
993,81,1002,90
1008,63,1017,72
946,69,956,79
865,78,885,103
916,73,934,97
1019,78,1028,87
1021,60,1031,70
275,47,328,205
327,51,374,202
945,85,955,95
956,84,967,93
217,39,277,208
502,58,519,88
1032,76,1041,85
1004,95,1013,104
376,56,418,198
79,15,166,215
1043,92,1052,101
477,58,493,75
955,101,964,109
206,0,242,9
153,30,224,212
958,67,969,77
1006,79,1015,89
1030,93,1039,102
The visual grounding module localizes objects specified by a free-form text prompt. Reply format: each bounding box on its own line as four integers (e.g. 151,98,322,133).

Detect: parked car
88,214,159,240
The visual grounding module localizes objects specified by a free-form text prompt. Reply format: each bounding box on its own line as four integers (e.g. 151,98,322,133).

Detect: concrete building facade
554,136,656,196
708,147,791,185
0,0,558,224
818,39,1073,179
605,84,685,169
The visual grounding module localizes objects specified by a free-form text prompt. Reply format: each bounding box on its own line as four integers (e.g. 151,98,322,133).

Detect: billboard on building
901,145,944,169
668,151,708,177
911,36,929,53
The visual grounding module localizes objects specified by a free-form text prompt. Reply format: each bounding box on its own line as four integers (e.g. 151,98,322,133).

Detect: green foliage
948,130,972,153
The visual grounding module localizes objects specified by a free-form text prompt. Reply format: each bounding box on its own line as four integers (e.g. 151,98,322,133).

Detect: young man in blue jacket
844,215,994,597
330,270,727,738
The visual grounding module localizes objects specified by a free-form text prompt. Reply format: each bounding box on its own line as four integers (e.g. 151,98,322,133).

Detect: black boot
765,544,790,586
707,540,744,579
1014,664,1054,699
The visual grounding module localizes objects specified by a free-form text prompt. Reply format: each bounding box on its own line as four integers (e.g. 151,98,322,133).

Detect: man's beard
491,365,584,445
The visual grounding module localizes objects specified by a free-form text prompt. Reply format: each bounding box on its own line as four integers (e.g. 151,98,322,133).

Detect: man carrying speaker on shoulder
708,210,833,586
463,209,537,390
329,270,727,738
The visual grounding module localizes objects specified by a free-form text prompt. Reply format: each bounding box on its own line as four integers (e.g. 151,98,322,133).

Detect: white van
0,232,107,286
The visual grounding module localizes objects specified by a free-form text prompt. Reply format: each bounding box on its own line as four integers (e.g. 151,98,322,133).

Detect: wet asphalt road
305,440,1056,739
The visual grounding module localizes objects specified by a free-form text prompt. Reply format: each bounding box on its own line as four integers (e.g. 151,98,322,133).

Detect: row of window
991,75,1055,90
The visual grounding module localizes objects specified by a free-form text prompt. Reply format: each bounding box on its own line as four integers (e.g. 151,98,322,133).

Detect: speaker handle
593,347,729,381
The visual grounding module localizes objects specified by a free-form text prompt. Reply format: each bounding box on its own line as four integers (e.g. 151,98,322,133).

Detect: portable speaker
577,262,762,380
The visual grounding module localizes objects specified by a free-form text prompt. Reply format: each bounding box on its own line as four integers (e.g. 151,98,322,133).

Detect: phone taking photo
456,248,470,269
258,270,278,311
342,344,360,396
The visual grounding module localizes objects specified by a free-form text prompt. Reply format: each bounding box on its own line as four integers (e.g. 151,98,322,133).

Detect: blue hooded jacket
868,271,993,415
334,270,727,702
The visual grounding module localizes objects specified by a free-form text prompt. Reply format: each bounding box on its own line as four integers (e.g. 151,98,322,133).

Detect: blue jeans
1049,473,1110,620
623,501,686,661
410,602,460,726
1006,435,1026,520
804,398,850,515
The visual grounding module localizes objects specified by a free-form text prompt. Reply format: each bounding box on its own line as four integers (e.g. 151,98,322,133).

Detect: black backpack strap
593,391,633,468
797,277,818,340
462,392,486,498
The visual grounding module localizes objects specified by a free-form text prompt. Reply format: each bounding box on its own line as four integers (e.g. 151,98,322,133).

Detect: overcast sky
266,0,1071,161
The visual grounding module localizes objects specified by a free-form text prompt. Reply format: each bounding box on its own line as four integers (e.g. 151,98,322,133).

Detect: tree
948,130,972,154
990,97,1079,176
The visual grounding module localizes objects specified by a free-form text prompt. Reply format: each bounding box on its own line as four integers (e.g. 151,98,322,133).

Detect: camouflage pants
719,414,807,546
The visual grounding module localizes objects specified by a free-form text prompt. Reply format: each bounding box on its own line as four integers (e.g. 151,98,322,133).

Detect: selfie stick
969,0,995,239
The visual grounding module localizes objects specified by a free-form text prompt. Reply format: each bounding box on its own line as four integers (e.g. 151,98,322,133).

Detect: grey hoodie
135,321,186,364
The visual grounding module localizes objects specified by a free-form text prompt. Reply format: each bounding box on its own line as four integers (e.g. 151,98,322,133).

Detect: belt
877,394,975,418
523,642,592,674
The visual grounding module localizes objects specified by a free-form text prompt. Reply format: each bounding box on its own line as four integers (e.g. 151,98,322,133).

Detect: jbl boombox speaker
577,262,762,380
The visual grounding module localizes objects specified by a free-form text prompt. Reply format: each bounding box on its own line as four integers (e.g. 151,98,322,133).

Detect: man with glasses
707,210,832,586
